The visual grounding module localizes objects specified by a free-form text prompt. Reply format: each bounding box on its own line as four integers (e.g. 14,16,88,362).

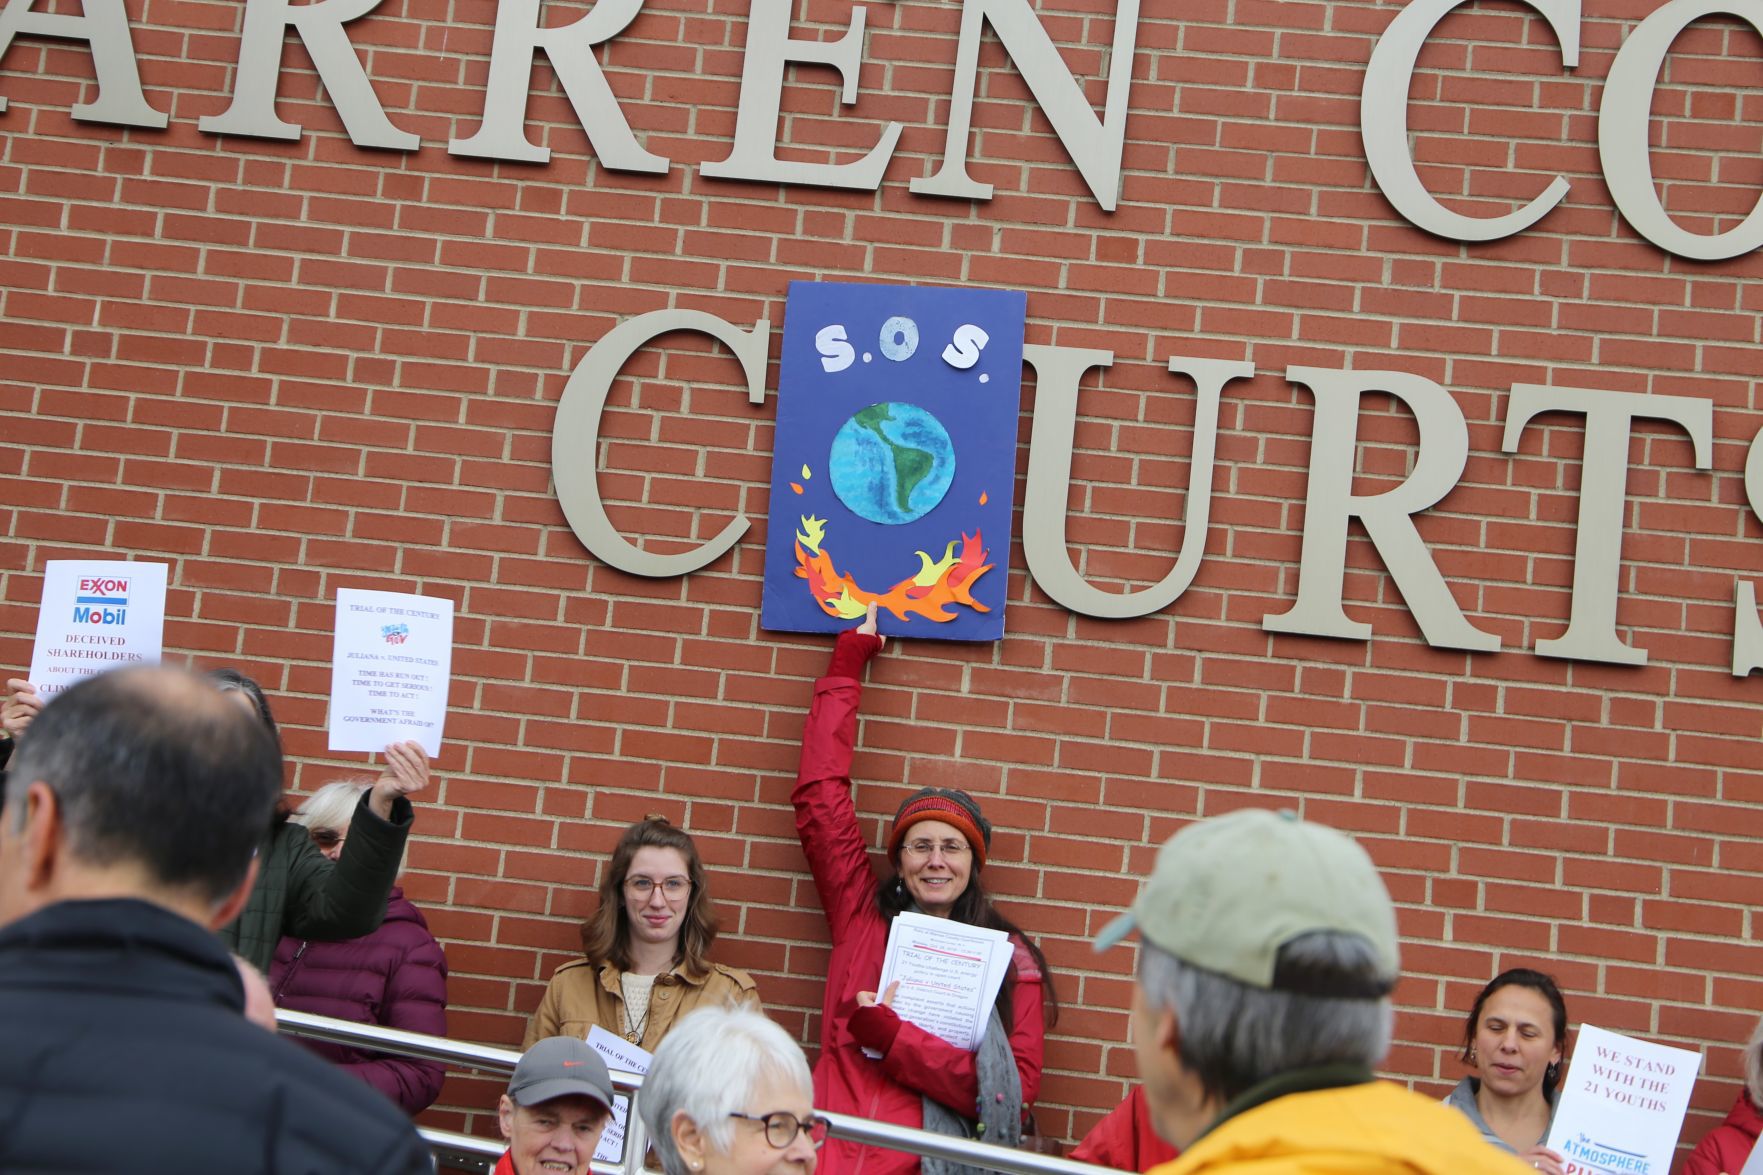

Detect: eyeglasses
901,839,969,859
728,1111,829,1150
625,875,691,900
309,828,346,851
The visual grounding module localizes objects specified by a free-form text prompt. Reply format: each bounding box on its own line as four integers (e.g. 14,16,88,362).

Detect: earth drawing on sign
827,402,957,526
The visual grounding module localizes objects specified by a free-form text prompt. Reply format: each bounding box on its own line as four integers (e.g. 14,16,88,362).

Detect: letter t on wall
1502,385,1712,666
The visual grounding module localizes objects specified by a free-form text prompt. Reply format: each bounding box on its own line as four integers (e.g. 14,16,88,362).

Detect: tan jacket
522,958,761,1051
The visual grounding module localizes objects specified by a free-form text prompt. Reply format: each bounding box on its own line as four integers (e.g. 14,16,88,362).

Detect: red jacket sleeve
1680,1125,1750,1175
793,666,881,941
871,941,1045,1117
1070,1087,1177,1172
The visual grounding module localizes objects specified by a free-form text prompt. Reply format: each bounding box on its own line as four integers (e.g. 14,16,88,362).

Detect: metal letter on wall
448,0,666,170
1728,428,1763,675
197,0,418,149
1020,347,1249,618
0,0,166,127
1600,0,1763,260
1361,0,1578,240
1263,368,1501,652
909,0,1141,210
552,310,770,577
1501,386,1712,665
700,0,900,189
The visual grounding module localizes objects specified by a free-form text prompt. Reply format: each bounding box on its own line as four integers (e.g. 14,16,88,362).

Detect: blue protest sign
762,281,1027,642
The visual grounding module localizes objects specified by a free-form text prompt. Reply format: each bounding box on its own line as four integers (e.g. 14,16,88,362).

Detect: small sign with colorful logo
328,588,455,754
27,559,169,698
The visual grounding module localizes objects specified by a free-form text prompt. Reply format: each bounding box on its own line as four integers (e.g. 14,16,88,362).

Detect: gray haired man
1097,808,1533,1175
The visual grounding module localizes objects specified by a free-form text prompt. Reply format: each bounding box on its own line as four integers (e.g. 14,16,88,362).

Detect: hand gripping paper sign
1545,1025,1701,1175
28,560,169,699
327,589,454,753
761,281,1028,642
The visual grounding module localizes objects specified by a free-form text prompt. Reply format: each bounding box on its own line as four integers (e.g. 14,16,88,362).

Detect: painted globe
827,402,957,526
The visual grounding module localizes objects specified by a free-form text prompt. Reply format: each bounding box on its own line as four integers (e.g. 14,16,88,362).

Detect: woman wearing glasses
792,605,1055,1175
268,779,449,1114
642,1004,825,1175
524,817,759,1050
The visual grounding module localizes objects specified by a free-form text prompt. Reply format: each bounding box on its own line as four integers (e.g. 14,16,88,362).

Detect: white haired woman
1683,1014,1763,1175
639,1005,826,1175
267,779,449,1115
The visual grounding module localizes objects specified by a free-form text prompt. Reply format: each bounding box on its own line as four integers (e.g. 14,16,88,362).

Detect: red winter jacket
1069,1087,1178,1173
269,887,449,1115
1682,1091,1762,1175
794,642,1045,1175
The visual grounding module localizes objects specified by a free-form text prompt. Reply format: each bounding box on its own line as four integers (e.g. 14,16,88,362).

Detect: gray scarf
920,1006,1022,1175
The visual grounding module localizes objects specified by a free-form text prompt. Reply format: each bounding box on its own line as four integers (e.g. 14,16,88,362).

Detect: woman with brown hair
524,817,759,1050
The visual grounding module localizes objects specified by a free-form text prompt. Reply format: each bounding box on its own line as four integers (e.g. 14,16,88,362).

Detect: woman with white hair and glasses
640,1005,826,1175
268,778,449,1115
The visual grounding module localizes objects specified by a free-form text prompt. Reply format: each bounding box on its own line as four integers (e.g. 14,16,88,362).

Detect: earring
1546,1062,1560,1083
1467,1048,1478,1064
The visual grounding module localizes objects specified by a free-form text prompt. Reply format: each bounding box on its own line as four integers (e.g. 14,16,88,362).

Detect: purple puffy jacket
269,887,448,1115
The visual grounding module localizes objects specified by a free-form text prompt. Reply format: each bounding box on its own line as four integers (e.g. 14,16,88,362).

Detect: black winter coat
0,897,433,1175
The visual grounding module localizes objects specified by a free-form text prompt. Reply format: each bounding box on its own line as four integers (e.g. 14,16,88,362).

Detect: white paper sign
27,560,168,699
584,1026,652,1165
1546,1024,1701,1175
874,911,1015,1054
1740,1132,1763,1175
326,589,453,753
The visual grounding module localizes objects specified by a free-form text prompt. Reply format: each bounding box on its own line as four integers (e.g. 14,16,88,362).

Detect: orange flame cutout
790,483,804,495
793,517,992,623
979,491,988,505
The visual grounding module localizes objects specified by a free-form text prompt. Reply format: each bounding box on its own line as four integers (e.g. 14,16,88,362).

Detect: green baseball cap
1095,809,1400,991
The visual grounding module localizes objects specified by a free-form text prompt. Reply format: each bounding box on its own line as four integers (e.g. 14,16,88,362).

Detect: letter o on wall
1599,0,1763,260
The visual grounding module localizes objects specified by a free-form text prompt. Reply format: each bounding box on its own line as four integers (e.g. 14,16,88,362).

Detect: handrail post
620,1084,650,1175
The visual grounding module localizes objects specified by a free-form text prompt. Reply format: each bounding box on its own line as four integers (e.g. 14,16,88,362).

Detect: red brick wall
3,0,1761,1151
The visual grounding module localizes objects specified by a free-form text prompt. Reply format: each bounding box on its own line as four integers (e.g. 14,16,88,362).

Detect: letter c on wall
1361,0,1580,240
551,309,771,577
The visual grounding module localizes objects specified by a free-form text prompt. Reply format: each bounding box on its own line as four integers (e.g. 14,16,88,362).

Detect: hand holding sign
368,739,431,820
2,680,42,739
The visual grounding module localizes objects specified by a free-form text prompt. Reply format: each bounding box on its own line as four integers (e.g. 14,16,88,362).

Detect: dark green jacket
221,791,413,972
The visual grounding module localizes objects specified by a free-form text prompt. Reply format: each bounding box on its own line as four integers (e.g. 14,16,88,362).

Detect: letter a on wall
762,281,1026,641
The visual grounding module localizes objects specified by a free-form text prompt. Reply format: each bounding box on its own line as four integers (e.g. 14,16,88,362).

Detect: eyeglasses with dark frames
728,1111,830,1150
624,875,692,900
308,828,345,850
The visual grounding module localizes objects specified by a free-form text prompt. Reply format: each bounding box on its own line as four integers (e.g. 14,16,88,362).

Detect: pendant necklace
624,1004,650,1044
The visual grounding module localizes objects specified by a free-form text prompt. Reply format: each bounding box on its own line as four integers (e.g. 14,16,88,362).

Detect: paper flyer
326,589,454,753
27,560,169,699
1546,1024,1701,1175
584,1025,652,1164
873,910,1014,1054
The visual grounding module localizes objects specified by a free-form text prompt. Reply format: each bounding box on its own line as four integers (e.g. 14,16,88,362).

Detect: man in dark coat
0,665,432,1174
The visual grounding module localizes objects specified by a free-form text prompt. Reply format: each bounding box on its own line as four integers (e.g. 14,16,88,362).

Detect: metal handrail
278,1012,1113,1175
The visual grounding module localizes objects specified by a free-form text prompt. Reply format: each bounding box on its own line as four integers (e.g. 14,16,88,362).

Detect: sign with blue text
762,280,1027,642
